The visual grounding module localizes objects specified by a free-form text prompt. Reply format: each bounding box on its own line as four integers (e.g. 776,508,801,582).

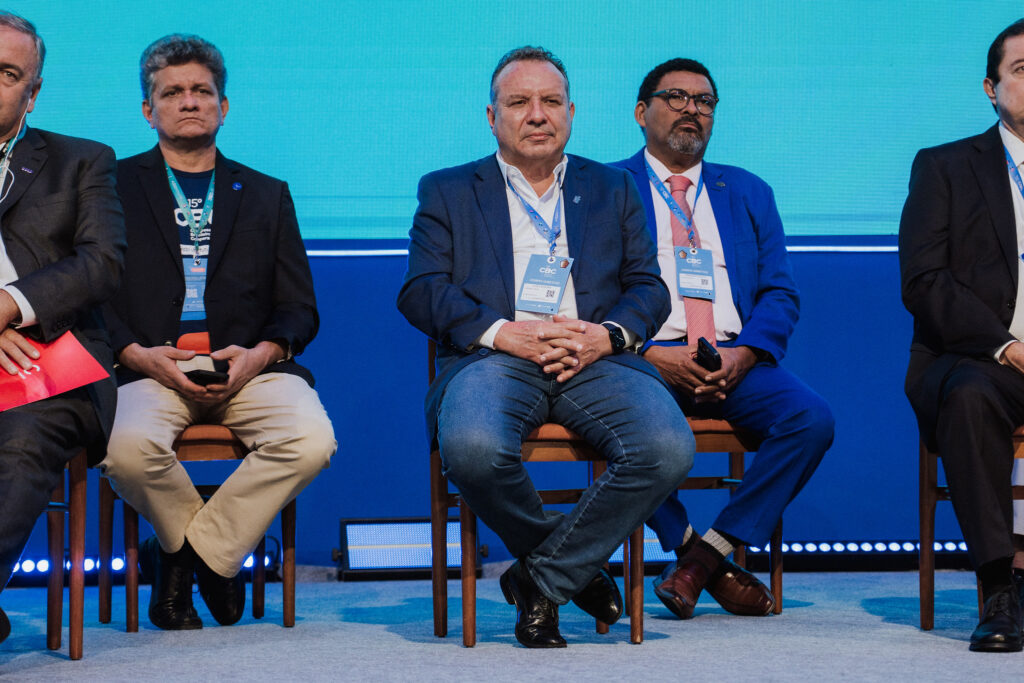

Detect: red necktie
668,175,716,346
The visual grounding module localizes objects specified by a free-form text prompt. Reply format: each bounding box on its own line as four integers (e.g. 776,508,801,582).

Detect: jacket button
171,296,183,306
1009,300,1016,310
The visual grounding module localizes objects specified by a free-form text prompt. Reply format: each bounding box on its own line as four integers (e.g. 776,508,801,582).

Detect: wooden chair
431,423,646,647
98,425,297,630
44,448,87,660
684,419,784,613
919,428,1024,630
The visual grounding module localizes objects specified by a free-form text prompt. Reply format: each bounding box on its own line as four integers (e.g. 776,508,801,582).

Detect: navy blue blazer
611,150,799,362
397,153,671,436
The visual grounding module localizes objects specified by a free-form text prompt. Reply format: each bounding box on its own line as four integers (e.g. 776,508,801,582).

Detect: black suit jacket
104,146,318,387
0,127,126,457
899,124,1018,441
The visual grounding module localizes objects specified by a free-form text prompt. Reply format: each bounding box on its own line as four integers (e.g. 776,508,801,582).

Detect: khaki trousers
100,373,336,577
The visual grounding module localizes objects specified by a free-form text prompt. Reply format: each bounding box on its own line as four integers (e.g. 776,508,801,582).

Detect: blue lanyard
1005,145,1024,202
0,124,28,200
645,159,704,249
164,162,215,265
507,178,562,256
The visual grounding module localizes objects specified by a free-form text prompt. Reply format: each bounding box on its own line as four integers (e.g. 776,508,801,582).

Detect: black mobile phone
185,369,229,386
696,337,721,372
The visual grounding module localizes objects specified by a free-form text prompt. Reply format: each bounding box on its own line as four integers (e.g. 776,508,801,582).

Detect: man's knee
438,424,519,485
794,395,835,452
100,424,172,480
287,412,337,476
621,419,695,491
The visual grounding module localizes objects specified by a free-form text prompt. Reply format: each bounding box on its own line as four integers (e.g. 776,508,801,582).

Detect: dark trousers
928,357,1024,568
647,361,834,550
0,388,102,591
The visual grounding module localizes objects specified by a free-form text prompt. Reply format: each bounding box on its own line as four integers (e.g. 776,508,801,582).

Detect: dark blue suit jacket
611,150,799,362
397,153,670,436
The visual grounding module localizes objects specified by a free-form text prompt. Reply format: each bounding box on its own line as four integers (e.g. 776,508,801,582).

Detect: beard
666,118,708,157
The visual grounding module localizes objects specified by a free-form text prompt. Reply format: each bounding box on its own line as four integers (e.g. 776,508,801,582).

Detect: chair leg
99,478,114,624
46,479,65,651
919,444,937,631
66,453,87,660
770,520,783,615
621,537,632,619
729,452,747,570
429,449,448,638
252,536,266,619
282,499,296,628
629,526,644,644
459,500,477,648
124,504,139,633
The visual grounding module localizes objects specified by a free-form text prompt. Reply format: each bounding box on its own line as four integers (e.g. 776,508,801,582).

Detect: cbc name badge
516,254,574,314
674,247,714,300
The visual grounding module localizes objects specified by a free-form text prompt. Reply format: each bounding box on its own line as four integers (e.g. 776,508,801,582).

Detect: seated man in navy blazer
611,58,834,621
901,19,1024,652
398,46,694,648
99,34,336,631
0,11,125,645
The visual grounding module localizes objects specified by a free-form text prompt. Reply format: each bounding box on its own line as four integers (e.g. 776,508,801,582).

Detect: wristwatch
602,323,626,355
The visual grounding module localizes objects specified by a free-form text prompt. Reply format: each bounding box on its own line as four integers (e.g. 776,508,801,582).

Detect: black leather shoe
499,562,566,648
969,585,1023,652
570,568,623,625
145,536,203,631
195,559,246,626
0,605,9,644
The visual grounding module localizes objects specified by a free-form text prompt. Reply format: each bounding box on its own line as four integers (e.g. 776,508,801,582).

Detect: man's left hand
201,341,285,402
699,346,758,402
539,315,613,382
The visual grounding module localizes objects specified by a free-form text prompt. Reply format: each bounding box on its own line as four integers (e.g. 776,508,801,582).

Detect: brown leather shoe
653,559,710,620
706,558,775,616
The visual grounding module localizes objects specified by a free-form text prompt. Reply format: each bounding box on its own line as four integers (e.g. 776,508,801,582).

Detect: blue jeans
437,353,694,604
647,361,834,550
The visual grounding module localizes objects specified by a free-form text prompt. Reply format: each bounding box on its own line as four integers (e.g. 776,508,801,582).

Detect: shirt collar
644,147,702,187
999,122,1024,169
495,151,567,202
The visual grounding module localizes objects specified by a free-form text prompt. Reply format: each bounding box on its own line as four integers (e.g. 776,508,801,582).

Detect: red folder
0,331,110,412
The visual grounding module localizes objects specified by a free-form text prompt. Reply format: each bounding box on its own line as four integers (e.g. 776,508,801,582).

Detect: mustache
671,116,703,133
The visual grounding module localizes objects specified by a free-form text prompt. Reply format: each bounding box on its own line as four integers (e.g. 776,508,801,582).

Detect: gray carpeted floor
1,569,1022,681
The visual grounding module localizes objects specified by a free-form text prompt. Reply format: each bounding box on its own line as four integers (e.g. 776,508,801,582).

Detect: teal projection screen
8,0,1023,239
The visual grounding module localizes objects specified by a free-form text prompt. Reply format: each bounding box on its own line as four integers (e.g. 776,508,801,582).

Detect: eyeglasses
649,89,718,116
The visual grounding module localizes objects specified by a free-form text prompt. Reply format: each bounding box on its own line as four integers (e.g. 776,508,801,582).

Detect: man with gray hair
100,34,336,631
0,10,125,644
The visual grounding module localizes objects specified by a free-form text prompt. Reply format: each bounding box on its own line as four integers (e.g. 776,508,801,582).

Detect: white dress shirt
0,134,38,327
475,152,633,349
644,148,742,342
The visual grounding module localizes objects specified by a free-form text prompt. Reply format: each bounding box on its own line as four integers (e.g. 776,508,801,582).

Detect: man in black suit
0,11,125,644
99,34,335,631
900,18,1024,653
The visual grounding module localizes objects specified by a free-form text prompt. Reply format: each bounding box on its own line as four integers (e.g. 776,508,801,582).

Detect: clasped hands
644,343,757,403
119,340,285,403
493,314,613,382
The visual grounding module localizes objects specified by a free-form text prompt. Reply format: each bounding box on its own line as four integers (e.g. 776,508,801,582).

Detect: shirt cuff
475,319,510,350
995,340,1018,364
1,285,37,328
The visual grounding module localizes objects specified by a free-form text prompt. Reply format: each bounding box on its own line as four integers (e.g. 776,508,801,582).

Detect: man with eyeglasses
399,46,694,648
0,10,125,644
612,58,834,621
900,19,1024,652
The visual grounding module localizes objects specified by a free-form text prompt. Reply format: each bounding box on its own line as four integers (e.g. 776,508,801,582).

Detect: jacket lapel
0,127,46,221
473,156,515,314
137,146,185,278
563,155,589,282
626,149,658,242
206,151,242,278
972,125,1019,287
703,162,742,314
